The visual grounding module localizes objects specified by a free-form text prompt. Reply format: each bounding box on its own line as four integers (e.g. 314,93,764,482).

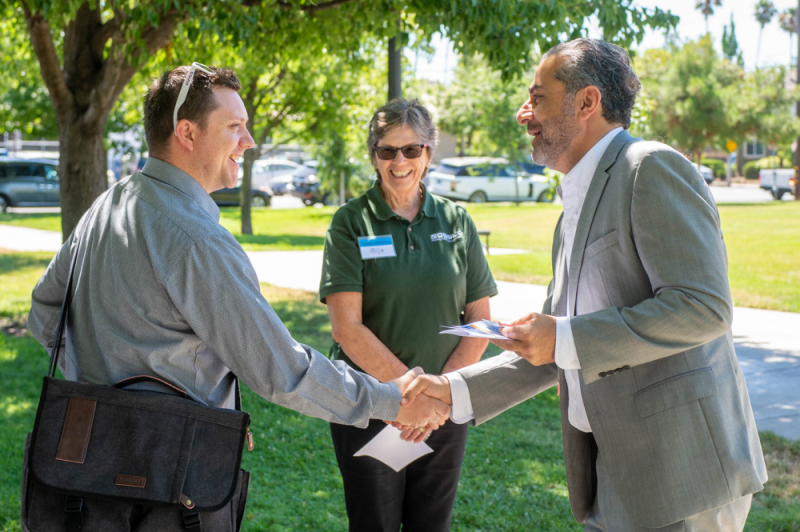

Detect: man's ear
174,120,195,151
576,86,602,121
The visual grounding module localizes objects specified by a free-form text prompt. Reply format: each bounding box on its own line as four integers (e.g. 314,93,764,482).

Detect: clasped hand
389,368,450,443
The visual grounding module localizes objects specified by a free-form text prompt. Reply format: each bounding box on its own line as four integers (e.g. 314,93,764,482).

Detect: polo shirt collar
366,180,436,221
142,157,221,222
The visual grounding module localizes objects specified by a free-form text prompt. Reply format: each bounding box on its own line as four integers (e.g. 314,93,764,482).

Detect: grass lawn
0,254,798,531
2,200,799,312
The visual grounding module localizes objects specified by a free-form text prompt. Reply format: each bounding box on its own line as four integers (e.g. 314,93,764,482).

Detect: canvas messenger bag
21,228,254,531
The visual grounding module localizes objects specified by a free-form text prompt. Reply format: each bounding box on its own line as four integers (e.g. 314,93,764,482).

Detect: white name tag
358,235,397,260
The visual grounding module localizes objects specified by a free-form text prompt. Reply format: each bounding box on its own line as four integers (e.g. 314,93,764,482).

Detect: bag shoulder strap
45,204,245,412
47,232,81,378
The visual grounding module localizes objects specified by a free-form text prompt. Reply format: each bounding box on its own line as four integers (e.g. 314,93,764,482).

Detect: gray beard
531,100,578,169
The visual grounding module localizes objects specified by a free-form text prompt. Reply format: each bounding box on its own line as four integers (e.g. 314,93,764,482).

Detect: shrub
701,158,726,178
743,156,792,180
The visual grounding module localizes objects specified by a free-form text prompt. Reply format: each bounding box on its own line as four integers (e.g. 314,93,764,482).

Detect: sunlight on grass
0,398,32,416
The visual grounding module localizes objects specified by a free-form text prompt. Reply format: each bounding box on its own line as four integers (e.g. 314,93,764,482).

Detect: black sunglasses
373,144,428,161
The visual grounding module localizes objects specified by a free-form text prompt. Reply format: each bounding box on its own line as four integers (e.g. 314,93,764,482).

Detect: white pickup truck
759,169,796,200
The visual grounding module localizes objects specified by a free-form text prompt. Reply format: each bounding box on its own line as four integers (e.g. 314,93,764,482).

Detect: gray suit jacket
457,130,767,528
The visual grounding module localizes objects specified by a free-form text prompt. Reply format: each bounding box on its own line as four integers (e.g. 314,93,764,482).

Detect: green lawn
0,256,798,531
2,201,800,312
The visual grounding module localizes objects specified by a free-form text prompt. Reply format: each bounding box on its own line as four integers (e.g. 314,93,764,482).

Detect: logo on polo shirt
431,230,464,243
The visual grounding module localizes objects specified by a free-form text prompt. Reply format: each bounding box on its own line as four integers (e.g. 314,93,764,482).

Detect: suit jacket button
599,372,607,378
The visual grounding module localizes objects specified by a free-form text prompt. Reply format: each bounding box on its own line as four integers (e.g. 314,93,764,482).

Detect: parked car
0,157,60,212
759,168,796,200
287,161,327,205
290,181,330,206
425,157,550,203
210,181,273,208
695,164,714,185
250,158,301,193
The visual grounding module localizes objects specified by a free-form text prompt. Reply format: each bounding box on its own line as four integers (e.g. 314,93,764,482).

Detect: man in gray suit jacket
403,39,767,531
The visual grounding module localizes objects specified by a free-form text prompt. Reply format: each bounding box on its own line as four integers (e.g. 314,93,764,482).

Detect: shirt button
410,245,415,250
571,360,578,366
408,227,412,232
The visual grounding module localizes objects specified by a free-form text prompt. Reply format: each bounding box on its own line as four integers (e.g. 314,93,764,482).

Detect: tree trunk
240,149,257,235
22,2,178,240
59,119,108,241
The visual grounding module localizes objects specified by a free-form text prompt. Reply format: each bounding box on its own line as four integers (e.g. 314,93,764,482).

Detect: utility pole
388,34,402,101
795,0,800,199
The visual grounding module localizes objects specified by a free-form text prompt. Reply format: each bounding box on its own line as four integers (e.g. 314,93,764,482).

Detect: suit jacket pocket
583,230,618,261
634,367,717,419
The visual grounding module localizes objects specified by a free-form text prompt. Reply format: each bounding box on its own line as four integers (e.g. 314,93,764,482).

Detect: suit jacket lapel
567,130,634,317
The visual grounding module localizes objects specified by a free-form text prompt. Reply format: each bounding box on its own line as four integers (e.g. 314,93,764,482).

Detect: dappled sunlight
0,397,33,417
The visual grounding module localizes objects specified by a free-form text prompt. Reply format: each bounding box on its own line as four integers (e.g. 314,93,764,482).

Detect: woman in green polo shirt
319,98,498,532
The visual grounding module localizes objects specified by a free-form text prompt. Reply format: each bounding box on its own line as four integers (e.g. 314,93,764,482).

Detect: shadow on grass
2,283,794,531
0,213,59,224
0,254,54,274
233,233,325,249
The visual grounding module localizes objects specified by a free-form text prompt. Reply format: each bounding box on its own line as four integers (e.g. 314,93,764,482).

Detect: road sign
726,140,737,153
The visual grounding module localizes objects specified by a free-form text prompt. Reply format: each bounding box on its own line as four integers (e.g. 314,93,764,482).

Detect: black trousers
329,419,469,532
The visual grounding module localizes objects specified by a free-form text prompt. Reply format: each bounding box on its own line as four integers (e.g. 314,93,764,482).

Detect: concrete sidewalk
245,249,800,440
2,224,798,439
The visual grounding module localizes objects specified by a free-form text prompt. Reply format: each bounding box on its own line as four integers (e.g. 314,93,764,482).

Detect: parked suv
425,157,550,203
0,157,61,212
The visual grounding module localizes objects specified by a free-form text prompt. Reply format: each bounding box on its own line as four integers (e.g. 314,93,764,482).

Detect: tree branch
20,0,73,121
242,0,356,14
87,9,180,127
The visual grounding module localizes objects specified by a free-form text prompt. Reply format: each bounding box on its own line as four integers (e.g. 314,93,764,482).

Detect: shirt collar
563,127,624,192
141,157,220,222
365,180,435,222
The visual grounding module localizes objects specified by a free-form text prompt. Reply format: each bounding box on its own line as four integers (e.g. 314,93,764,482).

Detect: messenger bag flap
30,377,250,512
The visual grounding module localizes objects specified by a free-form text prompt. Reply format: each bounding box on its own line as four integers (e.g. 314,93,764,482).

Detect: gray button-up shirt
28,157,401,426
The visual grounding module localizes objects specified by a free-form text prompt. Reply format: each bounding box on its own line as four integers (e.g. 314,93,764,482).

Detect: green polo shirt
319,182,498,374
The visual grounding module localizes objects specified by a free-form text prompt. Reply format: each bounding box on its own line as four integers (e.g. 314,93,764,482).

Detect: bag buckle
65,495,83,513
182,512,202,529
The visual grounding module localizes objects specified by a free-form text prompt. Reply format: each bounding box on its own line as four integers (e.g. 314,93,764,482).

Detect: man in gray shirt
28,65,448,438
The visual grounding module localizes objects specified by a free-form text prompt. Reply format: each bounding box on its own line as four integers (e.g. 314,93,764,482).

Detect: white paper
353,425,433,472
439,319,507,340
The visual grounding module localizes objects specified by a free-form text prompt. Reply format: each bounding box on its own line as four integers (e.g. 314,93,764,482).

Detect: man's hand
490,312,556,366
401,374,453,407
394,393,450,429
389,367,450,430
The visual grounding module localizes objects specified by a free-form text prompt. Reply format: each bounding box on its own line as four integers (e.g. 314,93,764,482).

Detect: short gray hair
367,98,438,158
542,38,641,129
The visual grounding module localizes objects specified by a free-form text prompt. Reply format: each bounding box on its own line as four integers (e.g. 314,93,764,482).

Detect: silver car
0,157,60,212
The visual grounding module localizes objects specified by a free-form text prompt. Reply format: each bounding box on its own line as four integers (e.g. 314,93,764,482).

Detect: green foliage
721,14,744,67
755,0,779,27
637,38,800,162
422,53,532,161
637,36,728,163
701,157,726,178
743,156,793,180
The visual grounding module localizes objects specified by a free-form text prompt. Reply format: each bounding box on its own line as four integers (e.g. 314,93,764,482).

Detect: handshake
388,368,454,444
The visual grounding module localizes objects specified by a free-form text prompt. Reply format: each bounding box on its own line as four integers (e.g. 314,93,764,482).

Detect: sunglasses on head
173,62,214,136
373,144,428,161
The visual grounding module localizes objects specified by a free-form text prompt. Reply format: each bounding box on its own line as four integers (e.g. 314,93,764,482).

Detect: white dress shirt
447,127,624,430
